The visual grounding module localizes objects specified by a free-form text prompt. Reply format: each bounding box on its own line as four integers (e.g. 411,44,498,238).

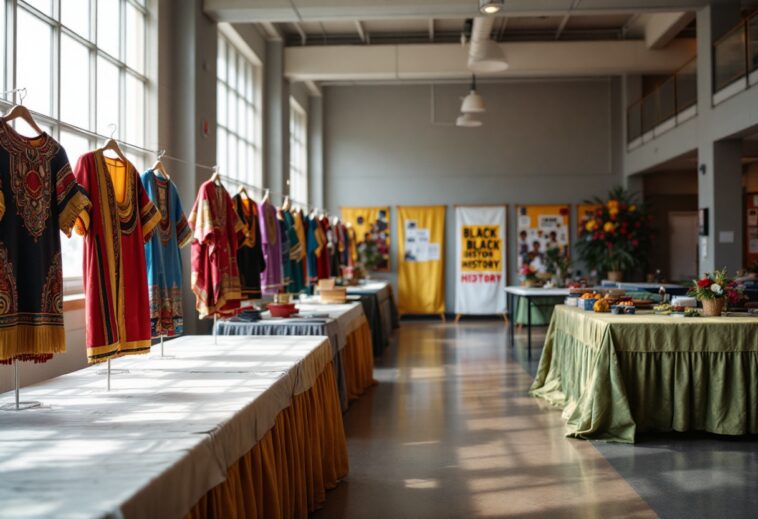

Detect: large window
289,98,307,207
216,29,262,191
0,0,152,290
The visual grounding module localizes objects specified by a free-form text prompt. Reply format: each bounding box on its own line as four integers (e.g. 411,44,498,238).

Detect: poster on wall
516,204,571,277
454,206,507,315
397,206,446,316
340,207,391,271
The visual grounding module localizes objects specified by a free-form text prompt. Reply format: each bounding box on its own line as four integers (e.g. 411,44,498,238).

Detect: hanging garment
258,200,283,295
277,210,292,291
284,210,305,293
295,210,309,284
141,170,191,338
346,224,358,266
336,222,348,267
74,151,160,363
233,194,265,299
317,216,332,280
306,215,320,285
0,120,90,364
188,180,244,318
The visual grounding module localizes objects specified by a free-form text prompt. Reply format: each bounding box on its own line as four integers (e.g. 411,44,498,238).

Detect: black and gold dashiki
232,194,265,299
0,118,91,363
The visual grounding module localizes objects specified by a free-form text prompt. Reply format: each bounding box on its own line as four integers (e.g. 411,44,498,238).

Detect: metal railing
713,11,758,93
626,56,697,143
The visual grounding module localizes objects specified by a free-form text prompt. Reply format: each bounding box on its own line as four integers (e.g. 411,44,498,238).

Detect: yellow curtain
186,361,349,519
397,205,446,315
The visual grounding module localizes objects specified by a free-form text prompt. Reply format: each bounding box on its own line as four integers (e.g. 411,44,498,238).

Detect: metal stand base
1,401,41,411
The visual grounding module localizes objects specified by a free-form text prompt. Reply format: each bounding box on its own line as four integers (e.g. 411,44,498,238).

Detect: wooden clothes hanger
100,125,128,163
282,196,291,211
210,165,223,186
262,188,270,203
2,89,44,135
236,184,250,200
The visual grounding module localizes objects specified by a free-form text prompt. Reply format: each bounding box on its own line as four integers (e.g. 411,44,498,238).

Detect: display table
0,336,348,518
347,280,399,355
530,305,758,443
504,287,570,358
216,302,376,407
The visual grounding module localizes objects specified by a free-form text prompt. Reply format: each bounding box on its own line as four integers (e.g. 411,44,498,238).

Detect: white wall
324,79,623,311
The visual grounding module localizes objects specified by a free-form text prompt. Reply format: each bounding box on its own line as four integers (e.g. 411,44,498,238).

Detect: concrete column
264,41,289,204
159,0,217,334
308,95,324,209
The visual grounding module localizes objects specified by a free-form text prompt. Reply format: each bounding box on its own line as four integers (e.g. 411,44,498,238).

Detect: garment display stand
0,361,41,411
214,315,218,345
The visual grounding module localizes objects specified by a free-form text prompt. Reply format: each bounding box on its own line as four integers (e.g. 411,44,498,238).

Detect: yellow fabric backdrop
397,205,446,315
341,206,391,271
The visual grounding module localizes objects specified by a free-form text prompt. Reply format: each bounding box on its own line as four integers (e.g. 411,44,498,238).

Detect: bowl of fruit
654,303,673,315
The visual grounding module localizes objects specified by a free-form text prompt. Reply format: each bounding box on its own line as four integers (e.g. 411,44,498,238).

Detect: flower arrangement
520,263,538,286
575,187,653,279
689,269,742,302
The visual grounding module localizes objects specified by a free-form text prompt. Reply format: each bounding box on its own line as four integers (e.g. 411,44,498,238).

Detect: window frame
289,97,308,208
0,0,155,294
216,25,263,192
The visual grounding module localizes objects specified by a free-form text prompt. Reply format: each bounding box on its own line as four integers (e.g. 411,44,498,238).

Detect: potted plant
520,263,539,287
545,246,571,286
689,268,742,316
575,187,653,281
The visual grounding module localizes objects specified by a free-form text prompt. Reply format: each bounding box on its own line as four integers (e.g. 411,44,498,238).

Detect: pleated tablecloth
347,281,399,355
530,305,758,443
0,335,343,518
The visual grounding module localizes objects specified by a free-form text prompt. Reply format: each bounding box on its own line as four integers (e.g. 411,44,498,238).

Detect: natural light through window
0,0,152,293
289,98,308,207
216,29,263,191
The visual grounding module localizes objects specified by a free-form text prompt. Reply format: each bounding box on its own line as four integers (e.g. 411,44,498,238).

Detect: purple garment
258,200,283,294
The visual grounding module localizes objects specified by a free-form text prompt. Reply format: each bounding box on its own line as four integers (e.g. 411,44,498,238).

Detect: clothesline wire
0,92,330,215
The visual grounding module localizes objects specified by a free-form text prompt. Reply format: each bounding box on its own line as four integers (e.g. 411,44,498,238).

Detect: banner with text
454,206,507,314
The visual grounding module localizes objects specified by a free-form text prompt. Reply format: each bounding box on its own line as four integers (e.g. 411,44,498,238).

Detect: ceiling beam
556,0,581,40
284,39,696,81
293,21,307,45
643,11,695,49
259,21,284,42
354,20,368,43
205,0,706,23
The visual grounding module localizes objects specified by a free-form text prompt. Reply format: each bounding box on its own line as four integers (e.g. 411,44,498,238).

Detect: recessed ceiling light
479,0,504,15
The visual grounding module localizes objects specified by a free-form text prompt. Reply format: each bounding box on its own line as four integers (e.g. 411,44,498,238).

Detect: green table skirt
515,296,564,326
530,306,758,443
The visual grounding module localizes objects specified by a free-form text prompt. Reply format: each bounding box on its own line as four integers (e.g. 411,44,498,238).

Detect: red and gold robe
189,181,244,318
74,151,160,363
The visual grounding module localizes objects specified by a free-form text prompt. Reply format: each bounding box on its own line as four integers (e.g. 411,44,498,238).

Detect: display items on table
74,146,161,363
397,205,446,317
0,118,91,364
575,187,653,282
232,190,265,300
188,178,245,319
689,268,743,316
141,168,192,338
341,206,391,272
454,205,507,316
516,204,570,285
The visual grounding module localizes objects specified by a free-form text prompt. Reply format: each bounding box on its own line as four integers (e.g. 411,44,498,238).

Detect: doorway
668,211,699,281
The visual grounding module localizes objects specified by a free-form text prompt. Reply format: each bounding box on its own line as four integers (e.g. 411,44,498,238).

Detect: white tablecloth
0,335,332,519
296,301,366,348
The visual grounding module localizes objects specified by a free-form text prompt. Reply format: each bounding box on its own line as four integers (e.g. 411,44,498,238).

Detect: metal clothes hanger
2,89,44,135
262,188,270,203
210,165,223,186
99,124,128,163
151,149,170,179
282,196,291,211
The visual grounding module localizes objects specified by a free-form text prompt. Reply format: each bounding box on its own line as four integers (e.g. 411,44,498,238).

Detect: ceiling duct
467,17,508,74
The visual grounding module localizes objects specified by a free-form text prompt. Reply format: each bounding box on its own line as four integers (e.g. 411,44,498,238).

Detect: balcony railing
626,56,697,143
713,11,758,93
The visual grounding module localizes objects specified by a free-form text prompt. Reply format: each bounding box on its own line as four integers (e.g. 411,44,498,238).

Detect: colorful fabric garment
258,200,283,295
141,170,191,338
0,120,90,364
293,210,309,284
283,210,305,293
74,151,160,363
188,181,244,318
233,194,265,299
278,214,292,290
317,217,332,280
306,215,319,284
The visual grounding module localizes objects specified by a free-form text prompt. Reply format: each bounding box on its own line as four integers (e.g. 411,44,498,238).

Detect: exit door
668,211,699,281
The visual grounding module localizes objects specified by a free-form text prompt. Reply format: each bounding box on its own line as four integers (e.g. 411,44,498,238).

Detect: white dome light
461,90,485,113
480,0,504,15
456,113,483,127
468,39,509,73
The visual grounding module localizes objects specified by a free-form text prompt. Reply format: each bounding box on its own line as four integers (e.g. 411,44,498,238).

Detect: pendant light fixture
479,0,504,15
456,113,483,128
461,75,485,114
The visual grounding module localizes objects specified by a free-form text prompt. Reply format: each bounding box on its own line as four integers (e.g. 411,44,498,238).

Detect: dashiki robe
74,151,160,363
0,119,90,363
284,210,305,293
317,216,332,279
258,200,283,295
347,224,358,266
232,194,265,299
189,181,244,318
306,214,319,285
293,210,309,284
141,170,191,337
